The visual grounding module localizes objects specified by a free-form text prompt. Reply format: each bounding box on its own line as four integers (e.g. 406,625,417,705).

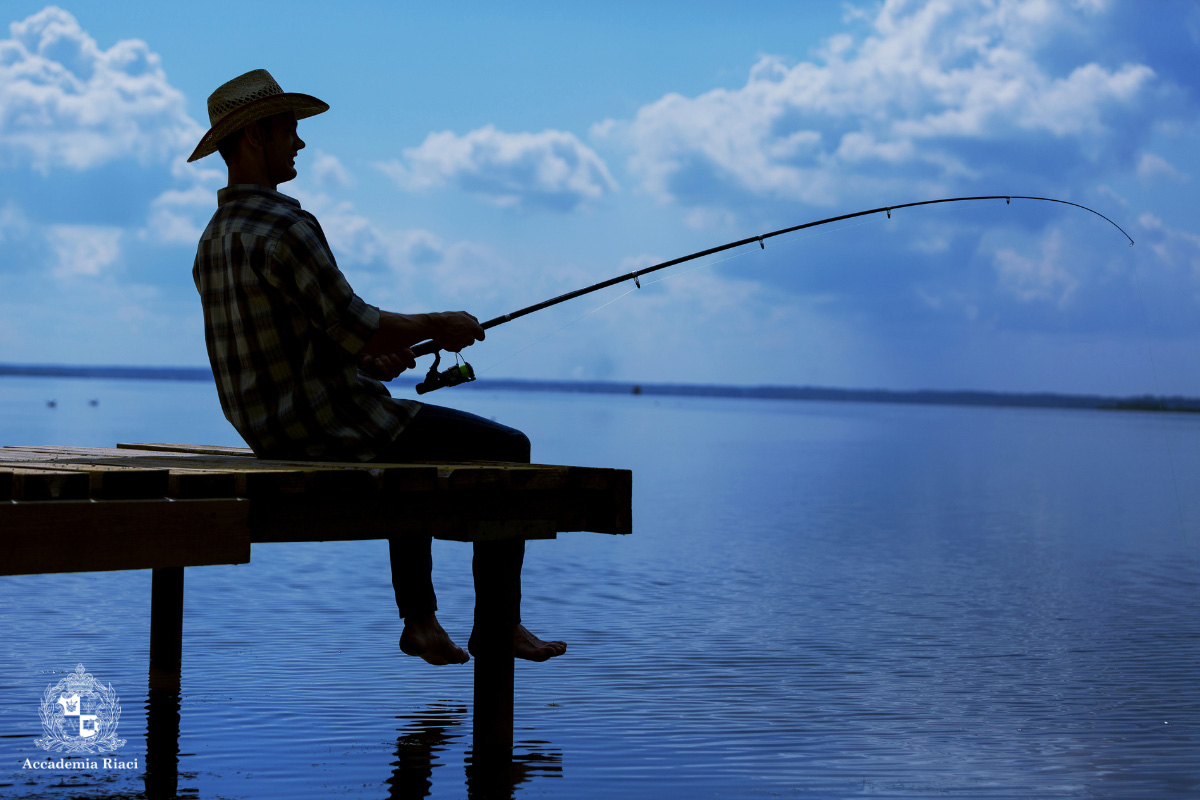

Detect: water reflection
5,389,1200,798
386,704,466,798
384,705,562,799
142,666,181,800
465,740,562,799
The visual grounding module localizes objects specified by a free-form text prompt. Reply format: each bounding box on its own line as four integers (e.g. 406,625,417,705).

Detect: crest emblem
36,664,126,754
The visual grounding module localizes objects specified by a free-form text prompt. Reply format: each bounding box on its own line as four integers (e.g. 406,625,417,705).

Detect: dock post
471,539,521,765
149,566,184,671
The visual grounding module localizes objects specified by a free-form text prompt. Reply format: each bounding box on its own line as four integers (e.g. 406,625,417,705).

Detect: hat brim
187,92,329,162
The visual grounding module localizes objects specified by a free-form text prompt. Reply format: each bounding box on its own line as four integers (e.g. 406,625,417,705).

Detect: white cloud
46,224,122,280
1137,212,1200,276
139,185,213,244
0,200,31,241
682,206,739,232
992,228,1078,305
600,0,1155,207
0,6,203,171
311,150,351,188
291,190,531,309
482,265,878,388
1136,153,1187,183
376,124,617,211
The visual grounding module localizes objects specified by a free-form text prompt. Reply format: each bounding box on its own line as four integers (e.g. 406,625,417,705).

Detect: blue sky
2,0,1199,395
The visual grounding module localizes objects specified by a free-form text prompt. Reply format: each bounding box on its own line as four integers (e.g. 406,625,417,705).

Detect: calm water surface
1,376,1198,798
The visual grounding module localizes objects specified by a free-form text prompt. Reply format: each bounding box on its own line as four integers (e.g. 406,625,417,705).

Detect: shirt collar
217,184,302,208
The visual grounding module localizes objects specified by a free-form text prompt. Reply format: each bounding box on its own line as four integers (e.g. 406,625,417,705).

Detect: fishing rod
412,195,1135,393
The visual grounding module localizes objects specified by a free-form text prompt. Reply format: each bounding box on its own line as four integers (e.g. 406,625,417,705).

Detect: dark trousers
371,403,532,620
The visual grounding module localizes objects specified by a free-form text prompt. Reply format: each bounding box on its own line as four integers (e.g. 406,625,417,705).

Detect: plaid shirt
193,184,418,461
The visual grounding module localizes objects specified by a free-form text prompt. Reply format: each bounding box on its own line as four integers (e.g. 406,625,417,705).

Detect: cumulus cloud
1137,212,1200,275
139,185,213,245
291,190,528,309
46,224,122,280
598,0,1156,208
298,192,443,271
992,228,1078,306
311,150,351,188
1136,152,1187,182
487,264,879,387
0,200,31,241
376,124,617,211
0,6,202,171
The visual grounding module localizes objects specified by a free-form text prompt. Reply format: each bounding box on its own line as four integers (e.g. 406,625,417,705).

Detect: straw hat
187,69,328,162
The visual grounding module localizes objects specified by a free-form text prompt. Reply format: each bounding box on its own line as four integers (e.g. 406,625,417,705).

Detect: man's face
261,112,305,185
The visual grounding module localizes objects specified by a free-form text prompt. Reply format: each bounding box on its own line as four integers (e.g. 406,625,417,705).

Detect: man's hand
363,310,486,357
358,348,416,381
427,311,485,353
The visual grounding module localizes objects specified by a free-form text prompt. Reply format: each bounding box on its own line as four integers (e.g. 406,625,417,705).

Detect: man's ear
241,119,267,153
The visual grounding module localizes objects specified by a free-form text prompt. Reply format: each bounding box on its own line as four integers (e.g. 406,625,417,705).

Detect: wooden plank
0,449,343,475
118,442,255,456
377,465,439,493
0,452,437,499
245,494,557,543
31,451,436,482
2,445,133,456
0,448,250,470
8,463,169,500
0,498,250,575
167,469,238,499
11,469,91,501
0,453,252,500
3,448,567,480
438,464,569,491
3,445,241,463
450,520,558,543
0,445,632,533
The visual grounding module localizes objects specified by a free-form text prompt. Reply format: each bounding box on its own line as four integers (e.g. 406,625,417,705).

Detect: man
189,69,565,665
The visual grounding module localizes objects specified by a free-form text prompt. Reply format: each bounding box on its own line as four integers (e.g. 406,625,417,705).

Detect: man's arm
359,310,485,378
358,310,484,380
362,310,485,355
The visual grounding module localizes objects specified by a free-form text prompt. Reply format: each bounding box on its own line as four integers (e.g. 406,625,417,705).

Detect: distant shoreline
3,362,1198,413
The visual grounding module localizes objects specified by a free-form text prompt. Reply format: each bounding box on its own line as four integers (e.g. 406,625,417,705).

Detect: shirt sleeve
265,218,380,354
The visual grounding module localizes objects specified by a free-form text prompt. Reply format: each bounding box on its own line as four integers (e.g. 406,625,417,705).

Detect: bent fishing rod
412,195,1135,394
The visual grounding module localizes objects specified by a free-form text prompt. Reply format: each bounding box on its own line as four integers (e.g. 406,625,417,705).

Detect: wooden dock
0,442,631,771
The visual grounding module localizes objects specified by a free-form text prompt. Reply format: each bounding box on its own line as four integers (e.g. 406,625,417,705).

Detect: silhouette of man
189,69,565,665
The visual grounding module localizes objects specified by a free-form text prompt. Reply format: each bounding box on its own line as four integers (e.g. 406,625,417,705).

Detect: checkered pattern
193,185,418,460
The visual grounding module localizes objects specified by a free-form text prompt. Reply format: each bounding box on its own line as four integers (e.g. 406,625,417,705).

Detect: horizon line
2,362,1198,413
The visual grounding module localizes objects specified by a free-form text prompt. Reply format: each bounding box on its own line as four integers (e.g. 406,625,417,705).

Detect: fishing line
639,216,881,290
475,284,640,376
413,195,1133,364
474,216,882,377
1128,254,1196,585
411,195,1134,393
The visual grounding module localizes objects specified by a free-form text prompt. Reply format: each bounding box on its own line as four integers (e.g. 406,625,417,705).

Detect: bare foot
399,613,469,665
469,625,567,662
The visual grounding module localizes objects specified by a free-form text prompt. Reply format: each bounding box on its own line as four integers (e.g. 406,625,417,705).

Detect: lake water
1,376,1198,799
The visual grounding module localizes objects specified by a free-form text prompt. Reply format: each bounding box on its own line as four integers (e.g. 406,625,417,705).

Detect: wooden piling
149,567,184,671
472,539,522,763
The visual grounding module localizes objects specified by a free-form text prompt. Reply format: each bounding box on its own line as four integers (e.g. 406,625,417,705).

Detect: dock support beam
149,566,184,671
146,566,184,798
471,540,522,764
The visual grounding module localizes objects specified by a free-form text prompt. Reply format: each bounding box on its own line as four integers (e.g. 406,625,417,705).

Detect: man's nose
296,136,305,151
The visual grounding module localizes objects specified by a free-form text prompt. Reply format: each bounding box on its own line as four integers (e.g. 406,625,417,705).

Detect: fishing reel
415,350,476,395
